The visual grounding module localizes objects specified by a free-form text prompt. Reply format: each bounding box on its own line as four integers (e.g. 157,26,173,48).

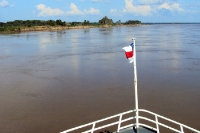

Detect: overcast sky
0,0,200,23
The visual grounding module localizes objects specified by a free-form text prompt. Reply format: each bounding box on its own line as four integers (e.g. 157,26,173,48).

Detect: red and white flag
122,43,134,63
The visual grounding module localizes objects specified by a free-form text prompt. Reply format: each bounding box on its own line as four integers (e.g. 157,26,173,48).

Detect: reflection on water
0,24,200,133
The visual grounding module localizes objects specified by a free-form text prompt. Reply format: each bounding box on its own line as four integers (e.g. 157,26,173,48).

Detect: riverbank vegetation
0,16,141,33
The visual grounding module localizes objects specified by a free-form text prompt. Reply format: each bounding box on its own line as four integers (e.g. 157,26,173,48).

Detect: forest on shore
0,16,141,33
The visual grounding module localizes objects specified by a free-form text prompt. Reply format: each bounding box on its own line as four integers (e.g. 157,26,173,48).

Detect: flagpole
132,38,139,129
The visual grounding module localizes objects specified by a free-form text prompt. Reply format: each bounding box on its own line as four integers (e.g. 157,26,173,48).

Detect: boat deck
114,127,156,133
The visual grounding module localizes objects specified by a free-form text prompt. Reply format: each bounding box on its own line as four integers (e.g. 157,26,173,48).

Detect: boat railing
60,109,200,133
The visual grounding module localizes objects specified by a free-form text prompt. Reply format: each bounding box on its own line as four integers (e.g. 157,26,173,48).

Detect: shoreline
0,24,141,34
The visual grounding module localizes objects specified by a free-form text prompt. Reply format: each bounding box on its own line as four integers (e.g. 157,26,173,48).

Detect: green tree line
0,19,66,27
0,16,141,32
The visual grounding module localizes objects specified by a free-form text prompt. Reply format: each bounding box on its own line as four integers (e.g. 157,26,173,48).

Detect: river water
0,24,200,133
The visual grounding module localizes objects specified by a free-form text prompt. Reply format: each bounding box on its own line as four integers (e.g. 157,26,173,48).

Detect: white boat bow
60,109,200,133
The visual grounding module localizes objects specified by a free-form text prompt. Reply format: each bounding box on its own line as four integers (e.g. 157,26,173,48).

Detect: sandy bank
0,24,141,34
20,25,98,32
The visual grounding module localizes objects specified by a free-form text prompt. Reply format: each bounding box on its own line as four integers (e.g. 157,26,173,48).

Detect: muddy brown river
0,24,200,133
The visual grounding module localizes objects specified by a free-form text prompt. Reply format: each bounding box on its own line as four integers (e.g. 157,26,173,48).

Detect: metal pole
132,38,139,129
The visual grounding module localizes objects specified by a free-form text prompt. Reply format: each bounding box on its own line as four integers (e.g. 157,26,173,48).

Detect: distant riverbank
0,25,95,34
0,24,141,34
